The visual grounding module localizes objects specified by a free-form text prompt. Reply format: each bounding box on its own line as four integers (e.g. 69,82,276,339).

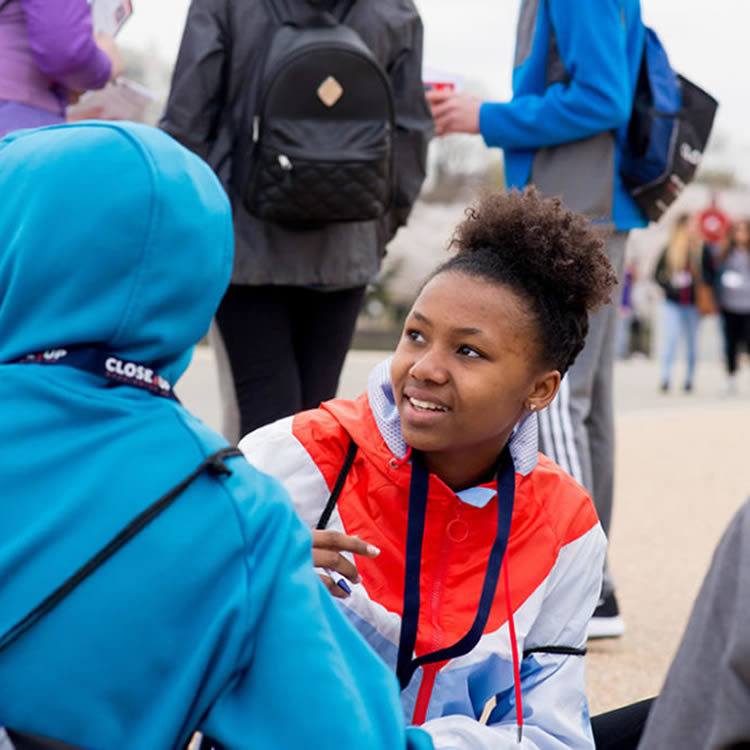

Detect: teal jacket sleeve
200,465,433,750
480,0,632,151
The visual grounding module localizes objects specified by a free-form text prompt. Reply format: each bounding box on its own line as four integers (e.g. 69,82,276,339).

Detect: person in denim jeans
654,215,703,393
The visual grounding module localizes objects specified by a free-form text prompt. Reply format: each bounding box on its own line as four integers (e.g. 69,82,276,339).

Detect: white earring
528,403,537,412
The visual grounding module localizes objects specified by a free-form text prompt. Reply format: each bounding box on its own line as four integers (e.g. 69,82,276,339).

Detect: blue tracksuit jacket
480,0,647,230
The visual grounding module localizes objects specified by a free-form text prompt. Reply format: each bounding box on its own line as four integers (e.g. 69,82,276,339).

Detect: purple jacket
0,0,111,134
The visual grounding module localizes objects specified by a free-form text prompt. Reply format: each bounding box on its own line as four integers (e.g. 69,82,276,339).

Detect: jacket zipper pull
252,115,260,143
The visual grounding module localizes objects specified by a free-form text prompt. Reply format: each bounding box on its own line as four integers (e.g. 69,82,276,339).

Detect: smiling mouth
407,396,450,413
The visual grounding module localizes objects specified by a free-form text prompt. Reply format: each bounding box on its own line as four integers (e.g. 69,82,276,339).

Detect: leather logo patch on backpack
317,76,344,107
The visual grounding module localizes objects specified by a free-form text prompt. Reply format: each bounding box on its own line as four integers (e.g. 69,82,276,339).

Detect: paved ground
179,347,749,715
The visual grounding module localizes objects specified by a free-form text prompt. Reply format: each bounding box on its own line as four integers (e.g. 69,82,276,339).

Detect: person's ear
524,370,561,413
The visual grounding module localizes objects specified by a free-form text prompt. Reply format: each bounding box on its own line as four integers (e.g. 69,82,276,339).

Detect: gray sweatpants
538,231,628,596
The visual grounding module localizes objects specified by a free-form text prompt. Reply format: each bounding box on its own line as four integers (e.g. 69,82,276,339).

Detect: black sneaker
588,591,625,639
684,381,693,393
659,381,669,393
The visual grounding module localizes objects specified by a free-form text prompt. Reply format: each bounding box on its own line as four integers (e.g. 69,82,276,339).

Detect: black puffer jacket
161,0,432,287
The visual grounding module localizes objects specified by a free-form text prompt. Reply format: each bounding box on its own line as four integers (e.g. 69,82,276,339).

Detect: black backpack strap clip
205,449,242,477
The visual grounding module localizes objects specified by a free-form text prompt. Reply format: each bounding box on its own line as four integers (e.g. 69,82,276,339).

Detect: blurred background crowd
99,1,750,394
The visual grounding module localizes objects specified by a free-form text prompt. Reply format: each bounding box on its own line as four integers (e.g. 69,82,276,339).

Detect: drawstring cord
503,558,524,743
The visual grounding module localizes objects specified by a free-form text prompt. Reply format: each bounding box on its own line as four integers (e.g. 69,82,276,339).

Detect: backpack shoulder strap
3,727,85,749
316,438,358,530
305,0,359,22
339,0,358,23
262,0,283,25
265,0,358,27
0,447,243,653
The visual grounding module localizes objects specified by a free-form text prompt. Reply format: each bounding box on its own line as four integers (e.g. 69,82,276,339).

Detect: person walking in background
654,215,703,393
712,219,750,394
161,0,432,443
426,0,647,638
0,0,122,137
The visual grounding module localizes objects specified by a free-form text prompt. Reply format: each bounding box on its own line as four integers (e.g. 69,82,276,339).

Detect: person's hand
95,32,124,81
312,530,380,599
427,90,482,136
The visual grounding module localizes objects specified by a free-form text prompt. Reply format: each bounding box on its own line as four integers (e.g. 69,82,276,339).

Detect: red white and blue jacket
240,360,605,749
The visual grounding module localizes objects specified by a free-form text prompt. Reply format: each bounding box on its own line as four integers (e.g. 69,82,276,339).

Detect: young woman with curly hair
240,188,632,749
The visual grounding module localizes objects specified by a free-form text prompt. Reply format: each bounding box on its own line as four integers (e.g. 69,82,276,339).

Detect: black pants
214,284,366,438
591,698,654,750
721,309,750,374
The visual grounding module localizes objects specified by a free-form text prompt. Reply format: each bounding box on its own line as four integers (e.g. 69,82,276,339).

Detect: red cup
423,81,456,93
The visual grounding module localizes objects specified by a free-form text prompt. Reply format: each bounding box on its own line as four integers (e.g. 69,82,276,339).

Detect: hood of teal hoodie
0,123,237,743
0,121,233,379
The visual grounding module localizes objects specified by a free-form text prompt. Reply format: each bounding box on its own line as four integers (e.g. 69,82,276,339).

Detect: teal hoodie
0,122,432,750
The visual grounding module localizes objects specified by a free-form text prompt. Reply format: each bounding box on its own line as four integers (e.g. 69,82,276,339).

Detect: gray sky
119,1,750,178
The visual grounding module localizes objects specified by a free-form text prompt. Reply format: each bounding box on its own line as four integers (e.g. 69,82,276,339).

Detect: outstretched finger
313,530,380,557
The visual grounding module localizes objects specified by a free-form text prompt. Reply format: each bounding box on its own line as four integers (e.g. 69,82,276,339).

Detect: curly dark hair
431,187,617,374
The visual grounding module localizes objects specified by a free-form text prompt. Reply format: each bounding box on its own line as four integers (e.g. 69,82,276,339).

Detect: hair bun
451,188,615,314
434,187,618,373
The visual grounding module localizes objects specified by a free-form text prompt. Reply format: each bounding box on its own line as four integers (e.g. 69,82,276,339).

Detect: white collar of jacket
367,357,539,481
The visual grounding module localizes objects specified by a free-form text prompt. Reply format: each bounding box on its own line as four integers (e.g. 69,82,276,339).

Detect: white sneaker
588,592,625,639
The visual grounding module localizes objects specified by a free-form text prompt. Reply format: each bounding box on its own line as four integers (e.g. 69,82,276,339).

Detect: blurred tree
421,135,504,203
119,44,172,124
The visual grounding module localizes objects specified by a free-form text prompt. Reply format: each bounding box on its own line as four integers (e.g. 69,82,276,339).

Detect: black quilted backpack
240,0,395,227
